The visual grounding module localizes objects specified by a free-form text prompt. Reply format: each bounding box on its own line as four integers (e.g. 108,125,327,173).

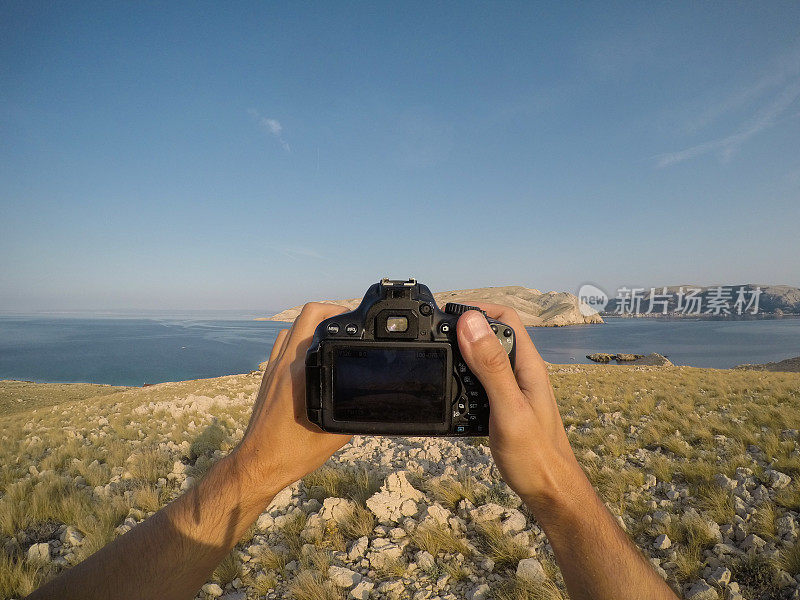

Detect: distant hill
603,284,800,316
259,286,603,327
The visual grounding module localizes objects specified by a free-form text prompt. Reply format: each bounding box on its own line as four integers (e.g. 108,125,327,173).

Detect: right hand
456,305,588,513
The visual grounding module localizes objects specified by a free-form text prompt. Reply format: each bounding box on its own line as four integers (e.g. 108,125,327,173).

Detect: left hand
233,302,352,500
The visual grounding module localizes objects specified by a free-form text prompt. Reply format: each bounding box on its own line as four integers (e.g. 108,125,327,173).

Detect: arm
456,306,678,600
29,303,351,600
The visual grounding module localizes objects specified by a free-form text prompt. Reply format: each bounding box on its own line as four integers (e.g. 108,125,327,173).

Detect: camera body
305,278,516,436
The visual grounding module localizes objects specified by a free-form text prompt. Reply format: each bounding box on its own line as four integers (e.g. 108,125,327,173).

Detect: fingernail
462,310,492,342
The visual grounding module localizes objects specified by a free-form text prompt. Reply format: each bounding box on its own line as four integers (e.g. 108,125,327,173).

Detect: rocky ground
1,365,799,599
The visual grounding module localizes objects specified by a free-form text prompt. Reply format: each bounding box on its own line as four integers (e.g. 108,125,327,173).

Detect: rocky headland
260,286,603,327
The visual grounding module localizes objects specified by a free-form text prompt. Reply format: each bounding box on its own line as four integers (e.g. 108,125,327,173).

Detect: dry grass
212,550,241,586
493,575,566,600
410,522,471,557
2,366,799,598
337,505,375,540
475,521,529,569
303,466,381,505
289,569,344,600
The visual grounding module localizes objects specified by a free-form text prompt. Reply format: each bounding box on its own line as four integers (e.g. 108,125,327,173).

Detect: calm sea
0,314,798,386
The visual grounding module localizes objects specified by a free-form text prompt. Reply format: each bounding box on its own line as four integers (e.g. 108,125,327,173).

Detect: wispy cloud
277,246,327,261
656,45,800,168
656,79,800,167
248,109,291,152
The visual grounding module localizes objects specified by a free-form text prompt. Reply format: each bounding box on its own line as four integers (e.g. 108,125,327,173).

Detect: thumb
457,311,522,409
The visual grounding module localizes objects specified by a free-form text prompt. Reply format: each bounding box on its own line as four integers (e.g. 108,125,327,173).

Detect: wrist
225,442,288,507
520,451,595,524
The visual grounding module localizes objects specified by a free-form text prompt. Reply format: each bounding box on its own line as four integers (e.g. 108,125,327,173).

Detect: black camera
305,278,516,436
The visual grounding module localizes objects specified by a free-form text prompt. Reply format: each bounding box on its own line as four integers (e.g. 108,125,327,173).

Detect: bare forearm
29,449,280,600
526,472,677,600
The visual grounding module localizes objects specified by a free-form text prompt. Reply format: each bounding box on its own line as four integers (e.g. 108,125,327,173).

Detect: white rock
201,583,224,597
329,565,362,588
653,534,671,550
516,557,546,582
320,497,357,523
268,486,294,511
416,550,435,571
740,534,765,550
61,526,84,546
26,542,50,564
708,566,731,586
501,509,527,535
256,513,274,531
349,536,369,561
686,580,717,600
180,476,196,491
350,580,375,600
425,504,452,524
467,583,491,600
469,503,505,523
768,470,791,489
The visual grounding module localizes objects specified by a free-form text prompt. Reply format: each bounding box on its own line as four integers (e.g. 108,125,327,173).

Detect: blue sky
2,2,799,311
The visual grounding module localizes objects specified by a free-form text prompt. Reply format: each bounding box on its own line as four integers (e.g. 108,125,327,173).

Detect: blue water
0,315,798,386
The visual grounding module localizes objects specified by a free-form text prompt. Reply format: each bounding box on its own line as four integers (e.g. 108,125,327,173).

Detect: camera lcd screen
333,347,447,423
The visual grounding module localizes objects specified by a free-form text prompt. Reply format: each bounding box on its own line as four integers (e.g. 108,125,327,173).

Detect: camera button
326,323,340,334
462,374,475,386
439,322,451,334
455,425,467,433
419,303,433,316
345,324,359,335
491,324,498,333
457,362,468,374
457,401,466,412
504,328,513,337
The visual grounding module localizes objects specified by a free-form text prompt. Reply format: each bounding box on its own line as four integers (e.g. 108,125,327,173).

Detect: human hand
233,303,352,501
456,305,588,513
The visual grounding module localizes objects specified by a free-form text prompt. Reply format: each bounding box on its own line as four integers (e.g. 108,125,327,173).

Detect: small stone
768,470,791,489
708,566,731,586
26,542,50,564
686,580,717,600
256,513,274,531
329,566,362,588
348,536,369,561
740,534,765,551
350,580,374,600
501,509,527,535
202,583,224,597
416,550,435,571
61,526,84,546
653,534,671,550
320,497,357,523
467,583,491,600
516,557,546,582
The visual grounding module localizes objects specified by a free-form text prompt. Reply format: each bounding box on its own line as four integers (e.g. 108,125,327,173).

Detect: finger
457,310,527,418
465,301,549,395
282,303,349,363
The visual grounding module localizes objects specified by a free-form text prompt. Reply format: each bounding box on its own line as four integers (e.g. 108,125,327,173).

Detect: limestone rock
202,583,224,597
26,542,50,564
516,557,546,582
320,497,357,523
653,534,671,550
328,565,362,588
350,580,375,600
686,580,717,600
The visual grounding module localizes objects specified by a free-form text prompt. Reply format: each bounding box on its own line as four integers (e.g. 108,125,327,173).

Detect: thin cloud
248,108,291,152
656,79,800,167
278,246,327,261
655,44,800,168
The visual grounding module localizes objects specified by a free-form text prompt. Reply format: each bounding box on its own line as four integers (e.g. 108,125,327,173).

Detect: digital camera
305,278,516,436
